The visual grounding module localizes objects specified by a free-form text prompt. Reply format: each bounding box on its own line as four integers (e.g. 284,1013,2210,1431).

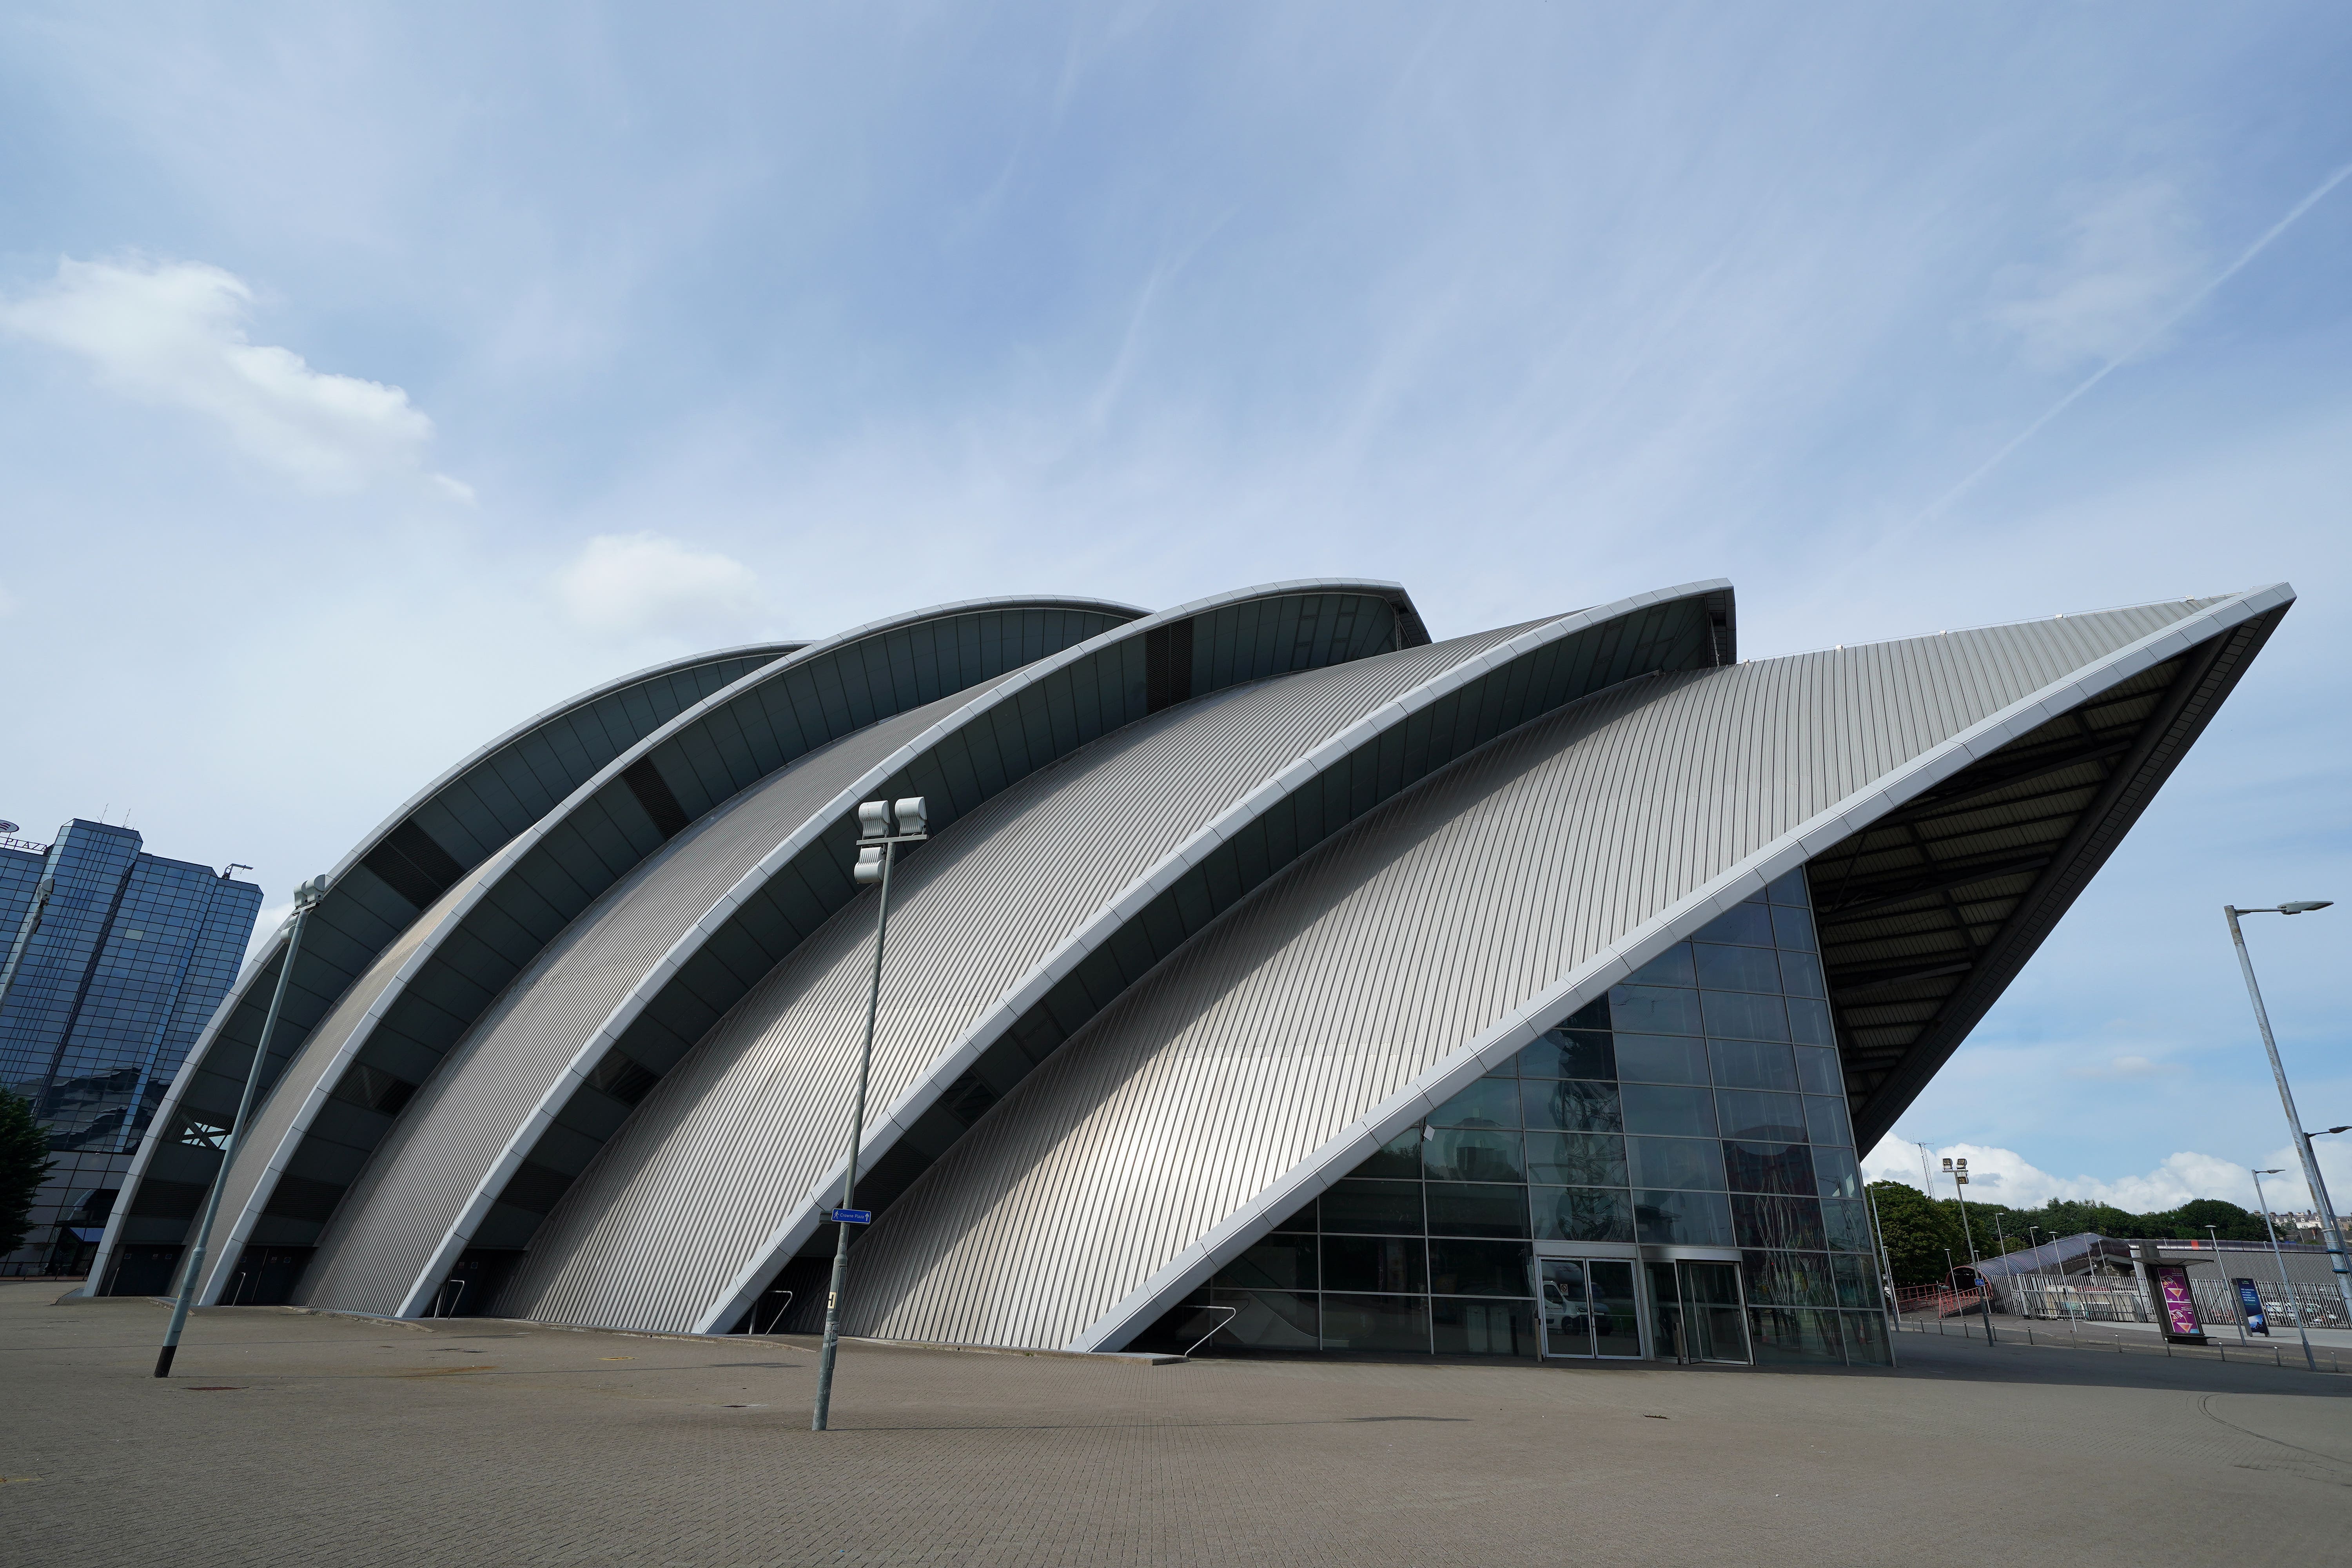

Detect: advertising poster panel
2234,1277,2270,1336
2150,1263,2206,1343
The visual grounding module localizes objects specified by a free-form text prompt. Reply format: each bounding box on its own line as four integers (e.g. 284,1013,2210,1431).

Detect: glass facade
0,821,262,1278
1169,867,1891,1367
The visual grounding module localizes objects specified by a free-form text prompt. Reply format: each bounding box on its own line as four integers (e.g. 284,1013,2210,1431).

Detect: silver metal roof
493,582,1733,1334
91,597,1141,1299
813,587,2286,1352
191,582,1420,1314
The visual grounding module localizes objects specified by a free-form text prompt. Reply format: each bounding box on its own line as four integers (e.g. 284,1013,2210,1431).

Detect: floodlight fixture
2278,900,2332,914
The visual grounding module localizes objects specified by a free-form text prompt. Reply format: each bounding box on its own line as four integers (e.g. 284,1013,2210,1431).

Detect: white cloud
0,255,466,495
1863,1139,2351,1215
1986,181,2207,372
552,532,764,639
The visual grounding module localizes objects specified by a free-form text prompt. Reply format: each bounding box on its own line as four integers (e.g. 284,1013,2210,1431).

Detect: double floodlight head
292,874,331,909
853,796,929,884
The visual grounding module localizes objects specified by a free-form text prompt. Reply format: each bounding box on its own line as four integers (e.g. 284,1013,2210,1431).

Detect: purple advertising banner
2151,1264,2203,1340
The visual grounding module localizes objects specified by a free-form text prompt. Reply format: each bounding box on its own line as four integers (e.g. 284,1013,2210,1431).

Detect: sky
2,3,2347,1218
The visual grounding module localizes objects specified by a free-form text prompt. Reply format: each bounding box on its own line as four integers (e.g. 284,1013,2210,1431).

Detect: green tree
1867,1181,1966,1285
0,1089,56,1261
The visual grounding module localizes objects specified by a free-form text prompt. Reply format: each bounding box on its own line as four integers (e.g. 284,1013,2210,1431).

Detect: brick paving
4,1282,2348,1566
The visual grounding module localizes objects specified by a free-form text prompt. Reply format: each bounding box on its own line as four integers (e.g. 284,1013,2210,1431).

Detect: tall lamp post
2250,1168,2317,1372
1940,1155,1994,1342
155,875,328,1377
2223,901,2352,1329
811,797,928,1433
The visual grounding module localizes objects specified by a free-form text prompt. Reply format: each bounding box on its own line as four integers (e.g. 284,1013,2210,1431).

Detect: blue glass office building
0,820,261,1278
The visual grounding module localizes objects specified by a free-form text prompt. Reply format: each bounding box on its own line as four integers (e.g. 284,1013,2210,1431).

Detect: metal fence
2003,1276,2348,1331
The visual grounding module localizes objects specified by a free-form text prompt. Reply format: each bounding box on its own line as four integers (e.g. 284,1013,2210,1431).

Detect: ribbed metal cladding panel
92,642,804,1296
832,600,2215,1351
499,627,1534,1334
180,600,1139,1304
295,693,980,1314
186,861,501,1287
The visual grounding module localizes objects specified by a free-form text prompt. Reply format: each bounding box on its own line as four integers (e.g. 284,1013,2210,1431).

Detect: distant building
0,820,261,1278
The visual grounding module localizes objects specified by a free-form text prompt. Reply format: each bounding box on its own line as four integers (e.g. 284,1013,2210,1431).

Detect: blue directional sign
831,1208,872,1225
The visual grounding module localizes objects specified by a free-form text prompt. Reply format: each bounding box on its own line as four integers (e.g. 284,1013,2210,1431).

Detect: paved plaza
4,1283,2348,1567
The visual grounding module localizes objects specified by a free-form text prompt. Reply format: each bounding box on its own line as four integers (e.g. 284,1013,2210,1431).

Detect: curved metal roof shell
492,582,1731,1335
244,582,1423,1315
817,587,2286,1353
84,639,806,1279
91,598,1141,1300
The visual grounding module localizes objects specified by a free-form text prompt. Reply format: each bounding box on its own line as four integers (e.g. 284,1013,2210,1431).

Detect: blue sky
3,4,2346,1215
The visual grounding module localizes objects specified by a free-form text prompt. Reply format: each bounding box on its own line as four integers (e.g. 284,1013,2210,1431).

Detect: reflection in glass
1523,1078,1621,1132
1811,1144,1861,1200
1793,1045,1840,1097
1841,1309,1893,1365
1832,1252,1877,1308
1613,1034,1711,1085
1749,1306,1843,1363
1804,1095,1854,1149
1626,1135,1725,1191
1516,1028,1613,1081
1732,1194,1827,1252
1525,1131,1625,1186
1694,942,1781,994
1609,985,1703,1036
1821,1198,1873,1253
1426,1181,1529,1238
1633,1188,1735,1246
1769,903,1817,951
1786,996,1835,1047
1620,1083,1717,1138
1428,1077,1518,1127
1774,947,1827,998
1348,1127,1423,1180
1321,1179,1425,1235
1700,989,1789,1042
1322,1293,1430,1352
1425,1125,1526,1183
1625,944,1696,987
1206,1288,1319,1349
1428,1238,1534,1296
1742,1249,1835,1308
1432,1297,1537,1356
1220,1236,1316,1290
1710,1037,1798,1092
1723,1140,1814,1194
1715,1088,1807,1142
1679,1260,1750,1362
1538,1259,1595,1357
1589,1260,1643,1357
1766,869,1811,907
1693,903,1775,947
1531,1185,1633,1243
1323,1234,1426,1293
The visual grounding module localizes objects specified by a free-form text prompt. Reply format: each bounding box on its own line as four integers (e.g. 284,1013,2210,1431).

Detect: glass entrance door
1643,1259,1749,1363
1537,1259,1643,1359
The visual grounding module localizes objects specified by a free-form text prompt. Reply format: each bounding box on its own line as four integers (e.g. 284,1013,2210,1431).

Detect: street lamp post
155,875,328,1378
2250,1168,2317,1372
1940,1155,1995,1343
2223,902,2352,1328
810,797,928,1433
2206,1223,2247,1344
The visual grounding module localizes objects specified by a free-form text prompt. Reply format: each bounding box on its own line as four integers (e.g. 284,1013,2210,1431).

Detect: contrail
1904,158,2352,533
